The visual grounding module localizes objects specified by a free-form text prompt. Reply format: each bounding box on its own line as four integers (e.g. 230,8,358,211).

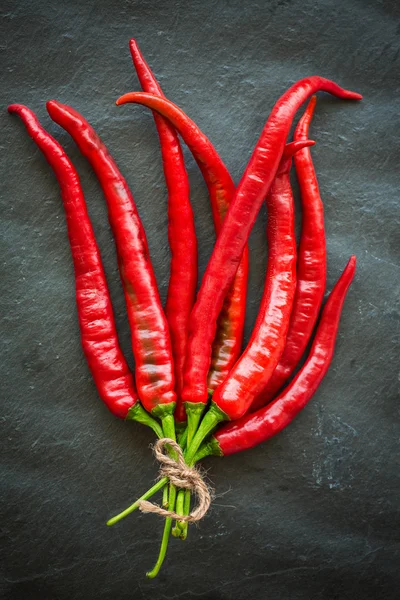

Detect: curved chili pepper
8,104,162,437
212,140,313,419
116,92,249,438
167,78,360,419
251,95,327,411
129,39,197,424
181,139,313,464
208,256,356,456
46,100,176,434
116,91,250,541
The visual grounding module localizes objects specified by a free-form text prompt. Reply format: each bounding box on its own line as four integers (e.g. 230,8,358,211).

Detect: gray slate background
1,1,399,598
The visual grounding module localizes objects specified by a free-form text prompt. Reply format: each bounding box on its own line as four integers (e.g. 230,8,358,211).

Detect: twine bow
138,438,212,522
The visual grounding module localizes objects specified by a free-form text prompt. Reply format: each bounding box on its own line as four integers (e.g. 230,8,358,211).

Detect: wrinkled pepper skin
129,40,196,422
174,77,361,408
213,256,356,455
251,95,327,410
8,104,139,419
47,101,176,415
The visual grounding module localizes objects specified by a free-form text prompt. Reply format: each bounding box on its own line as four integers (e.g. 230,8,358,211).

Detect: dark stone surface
1,1,399,598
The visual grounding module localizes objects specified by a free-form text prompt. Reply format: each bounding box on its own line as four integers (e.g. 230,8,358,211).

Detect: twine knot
138,438,212,522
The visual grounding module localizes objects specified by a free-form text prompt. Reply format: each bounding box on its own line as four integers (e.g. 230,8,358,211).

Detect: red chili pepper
8,103,162,437
182,139,314,464
251,95,327,411
129,39,197,425
173,78,361,419
207,254,248,394
46,100,176,434
212,140,314,419
116,92,249,438
209,256,356,456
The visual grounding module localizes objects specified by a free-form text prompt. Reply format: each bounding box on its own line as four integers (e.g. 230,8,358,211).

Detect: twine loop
138,438,212,522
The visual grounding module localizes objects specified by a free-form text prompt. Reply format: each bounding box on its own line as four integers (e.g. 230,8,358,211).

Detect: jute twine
138,438,212,522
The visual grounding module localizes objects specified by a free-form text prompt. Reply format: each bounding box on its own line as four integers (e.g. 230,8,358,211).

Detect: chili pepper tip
8,104,22,114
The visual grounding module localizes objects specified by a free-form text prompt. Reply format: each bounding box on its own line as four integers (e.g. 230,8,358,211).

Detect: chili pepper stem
194,437,222,461
178,426,188,449
178,491,191,540
185,402,207,447
160,413,177,443
172,424,190,538
106,476,168,526
171,491,185,537
146,483,177,578
126,403,164,439
162,484,169,509
156,405,181,549
176,422,187,443
151,403,177,442
185,403,227,466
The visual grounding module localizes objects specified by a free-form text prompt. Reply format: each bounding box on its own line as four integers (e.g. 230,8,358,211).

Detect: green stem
172,424,189,537
176,422,186,442
162,483,169,509
106,476,168,526
185,403,227,466
157,406,181,549
146,483,177,579
126,402,164,439
160,412,176,442
193,437,222,462
159,412,178,496
185,402,207,447
178,425,188,449
178,490,191,540
179,435,222,538
171,489,185,538
172,404,207,537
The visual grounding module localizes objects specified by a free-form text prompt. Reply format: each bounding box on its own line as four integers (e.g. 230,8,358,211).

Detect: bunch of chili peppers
9,40,361,577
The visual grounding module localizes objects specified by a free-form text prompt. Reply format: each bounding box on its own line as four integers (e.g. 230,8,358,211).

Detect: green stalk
185,403,227,466
173,409,224,539
159,414,176,443
171,491,185,538
171,423,189,537
162,483,169,509
126,402,164,438
171,402,206,538
151,402,177,441
106,476,168,526
185,402,206,447
176,422,187,443
178,425,188,449
109,403,180,528
177,437,221,539
146,483,177,579
178,491,191,540
194,437,222,461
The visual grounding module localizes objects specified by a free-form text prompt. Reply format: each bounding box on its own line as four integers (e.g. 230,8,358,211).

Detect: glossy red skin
251,95,327,411
212,143,308,421
8,104,138,419
145,77,360,407
129,40,196,422
207,252,248,394
116,93,249,409
214,256,356,455
47,101,175,413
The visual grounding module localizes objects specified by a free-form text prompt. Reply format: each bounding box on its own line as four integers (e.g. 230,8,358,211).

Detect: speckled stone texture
1,1,399,598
